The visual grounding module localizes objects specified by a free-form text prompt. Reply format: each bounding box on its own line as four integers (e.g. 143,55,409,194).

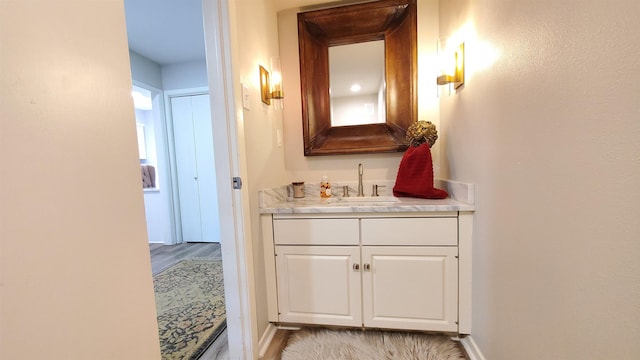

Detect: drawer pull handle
363,263,371,271
353,264,360,271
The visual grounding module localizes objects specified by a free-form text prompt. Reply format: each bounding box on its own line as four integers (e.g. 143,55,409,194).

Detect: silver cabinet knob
363,263,371,271
353,264,360,271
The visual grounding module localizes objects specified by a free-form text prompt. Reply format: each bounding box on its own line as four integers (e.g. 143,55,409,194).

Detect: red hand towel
393,143,448,199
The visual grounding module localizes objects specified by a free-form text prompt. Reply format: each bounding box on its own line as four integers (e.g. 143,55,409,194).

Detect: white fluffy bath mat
281,328,466,360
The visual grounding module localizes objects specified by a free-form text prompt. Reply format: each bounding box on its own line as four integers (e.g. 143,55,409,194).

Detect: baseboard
459,335,486,360
258,323,278,358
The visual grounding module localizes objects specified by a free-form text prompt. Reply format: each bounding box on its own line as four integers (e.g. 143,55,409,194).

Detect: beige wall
278,0,441,185
439,0,640,358
227,0,289,341
0,2,161,359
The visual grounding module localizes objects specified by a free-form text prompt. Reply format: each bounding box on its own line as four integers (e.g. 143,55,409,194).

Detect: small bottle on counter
320,176,332,198
292,182,305,198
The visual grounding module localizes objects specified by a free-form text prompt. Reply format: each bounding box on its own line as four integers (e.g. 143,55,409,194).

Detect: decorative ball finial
406,120,438,148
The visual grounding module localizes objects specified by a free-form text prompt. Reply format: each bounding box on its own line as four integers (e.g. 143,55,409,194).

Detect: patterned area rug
153,260,226,360
281,328,466,360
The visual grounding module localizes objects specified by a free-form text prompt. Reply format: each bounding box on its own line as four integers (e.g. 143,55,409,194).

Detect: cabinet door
275,246,362,327
362,246,458,332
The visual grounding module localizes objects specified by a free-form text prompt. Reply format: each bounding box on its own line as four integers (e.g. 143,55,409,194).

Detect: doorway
132,85,221,245
124,0,255,356
133,83,228,358
132,84,174,244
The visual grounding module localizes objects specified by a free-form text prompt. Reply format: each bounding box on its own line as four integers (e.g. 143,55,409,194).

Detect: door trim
203,0,257,358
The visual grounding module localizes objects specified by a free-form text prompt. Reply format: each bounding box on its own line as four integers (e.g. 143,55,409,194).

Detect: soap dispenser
320,176,332,198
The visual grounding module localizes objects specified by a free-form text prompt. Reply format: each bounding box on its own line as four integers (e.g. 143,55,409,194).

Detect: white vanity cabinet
263,212,472,334
273,218,362,326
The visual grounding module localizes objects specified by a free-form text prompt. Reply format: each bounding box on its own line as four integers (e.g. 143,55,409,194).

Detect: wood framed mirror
298,0,417,156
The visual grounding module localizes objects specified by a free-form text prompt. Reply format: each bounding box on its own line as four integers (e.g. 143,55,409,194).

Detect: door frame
203,0,257,358
164,87,210,245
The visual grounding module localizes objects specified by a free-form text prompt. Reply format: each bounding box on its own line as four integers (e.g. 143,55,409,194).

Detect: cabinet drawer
361,217,457,246
273,218,359,245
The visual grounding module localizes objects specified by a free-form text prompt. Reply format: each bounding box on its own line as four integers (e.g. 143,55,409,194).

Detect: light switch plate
241,83,250,110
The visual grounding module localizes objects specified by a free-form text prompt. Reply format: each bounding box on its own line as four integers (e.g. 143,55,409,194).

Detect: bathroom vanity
259,180,474,334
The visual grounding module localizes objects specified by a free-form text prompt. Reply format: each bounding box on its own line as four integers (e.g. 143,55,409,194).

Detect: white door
191,94,219,242
362,246,459,332
275,245,362,327
170,94,220,243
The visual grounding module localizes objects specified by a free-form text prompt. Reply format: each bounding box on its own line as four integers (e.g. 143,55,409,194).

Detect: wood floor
149,242,229,360
149,242,222,275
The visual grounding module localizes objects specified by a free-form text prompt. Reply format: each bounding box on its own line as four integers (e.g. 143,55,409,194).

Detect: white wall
278,0,440,185
129,50,164,89
137,102,174,244
439,0,640,359
0,2,161,359
331,94,381,127
130,54,175,244
162,59,209,90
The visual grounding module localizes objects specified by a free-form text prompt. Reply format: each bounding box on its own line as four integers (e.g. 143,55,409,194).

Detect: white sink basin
326,196,400,205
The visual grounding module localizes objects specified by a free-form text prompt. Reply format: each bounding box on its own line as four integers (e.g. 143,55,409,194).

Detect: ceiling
123,0,350,65
124,0,206,65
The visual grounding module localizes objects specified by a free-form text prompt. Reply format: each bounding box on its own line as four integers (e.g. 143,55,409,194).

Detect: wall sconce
437,42,465,89
260,57,284,108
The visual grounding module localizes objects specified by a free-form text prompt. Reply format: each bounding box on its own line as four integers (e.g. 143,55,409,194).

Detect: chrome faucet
357,163,364,197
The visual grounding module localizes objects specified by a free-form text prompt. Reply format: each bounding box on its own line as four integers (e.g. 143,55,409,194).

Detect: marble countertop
260,196,473,214
259,179,475,214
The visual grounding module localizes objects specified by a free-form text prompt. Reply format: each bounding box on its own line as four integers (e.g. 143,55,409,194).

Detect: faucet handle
342,185,350,197
372,184,386,196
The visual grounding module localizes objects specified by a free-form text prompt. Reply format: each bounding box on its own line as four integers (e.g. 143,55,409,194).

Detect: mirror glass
329,40,385,127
